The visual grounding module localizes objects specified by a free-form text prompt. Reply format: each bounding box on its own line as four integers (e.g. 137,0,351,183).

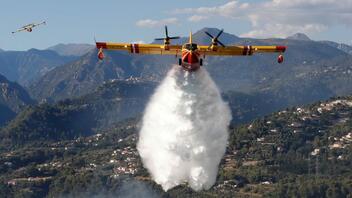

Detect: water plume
137,65,231,191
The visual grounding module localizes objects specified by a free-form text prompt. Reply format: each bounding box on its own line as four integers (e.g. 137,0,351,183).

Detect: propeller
205,29,226,48
155,26,180,44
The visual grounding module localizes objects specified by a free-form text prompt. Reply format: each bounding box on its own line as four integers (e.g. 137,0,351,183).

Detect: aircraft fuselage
180,43,202,71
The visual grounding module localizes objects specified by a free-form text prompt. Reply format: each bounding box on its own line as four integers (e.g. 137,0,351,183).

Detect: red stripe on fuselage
129,44,140,54
183,51,198,64
180,48,201,71
243,46,248,55
134,44,140,53
276,46,286,52
96,42,107,49
188,52,192,64
130,44,134,53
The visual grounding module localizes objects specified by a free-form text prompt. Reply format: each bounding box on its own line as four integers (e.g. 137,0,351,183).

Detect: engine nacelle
209,44,218,51
164,44,170,51
278,54,284,63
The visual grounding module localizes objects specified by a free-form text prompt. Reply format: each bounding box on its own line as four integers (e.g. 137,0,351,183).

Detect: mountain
286,33,311,41
1,79,156,146
320,40,352,55
28,28,352,127
286,33,352,55
32,28,350,100
29,49,171,101
1,27,352,197
223,91,280,125
0,74,35,126
0,105,16,128
2,79,291,145
0,49,78,86
1,96,352,197
191,27,241,44
47,43,95,56
225,96,352,197
154,27,241,45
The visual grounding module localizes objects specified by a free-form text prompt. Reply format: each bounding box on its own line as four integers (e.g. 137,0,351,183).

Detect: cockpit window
184,43,198,51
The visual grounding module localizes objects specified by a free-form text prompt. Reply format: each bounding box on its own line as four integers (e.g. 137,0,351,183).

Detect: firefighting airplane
12,21,46,34
96,26,286,71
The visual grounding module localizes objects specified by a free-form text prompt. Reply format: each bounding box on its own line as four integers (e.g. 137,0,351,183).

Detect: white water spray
137,65,231,191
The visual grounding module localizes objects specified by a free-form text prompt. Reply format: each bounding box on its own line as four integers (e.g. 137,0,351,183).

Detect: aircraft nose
187,51,198,64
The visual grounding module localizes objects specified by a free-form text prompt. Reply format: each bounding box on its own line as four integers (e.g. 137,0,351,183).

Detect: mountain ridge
0,73,35,126
286,32,311,41
1,94,352,197
47,43,95,56
0,48,77,86
29,28,352,119
1,78,156,146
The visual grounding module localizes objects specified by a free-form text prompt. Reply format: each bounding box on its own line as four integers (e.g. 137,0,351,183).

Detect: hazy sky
0,0,351,50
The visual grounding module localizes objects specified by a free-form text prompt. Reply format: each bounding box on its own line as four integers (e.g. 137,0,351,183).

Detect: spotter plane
12,21,46,34
96,26,287,71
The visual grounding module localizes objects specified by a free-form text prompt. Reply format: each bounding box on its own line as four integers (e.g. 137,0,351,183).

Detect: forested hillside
1,96,351,197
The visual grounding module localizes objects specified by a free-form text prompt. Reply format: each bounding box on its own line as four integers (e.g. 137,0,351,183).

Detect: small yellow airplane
12,21,46,34
96,26,286,71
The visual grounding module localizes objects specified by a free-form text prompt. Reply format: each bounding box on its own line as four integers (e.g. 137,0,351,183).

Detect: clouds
136,18,178,28
167,0,352,38
188,15,208,22
270,0,351,10
174,1,249,19
241,23,327,38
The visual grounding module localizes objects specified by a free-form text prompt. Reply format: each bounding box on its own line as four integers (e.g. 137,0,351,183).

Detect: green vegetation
0,74,35,126
1,96,352,197
225,96,352,197
0,80,155,149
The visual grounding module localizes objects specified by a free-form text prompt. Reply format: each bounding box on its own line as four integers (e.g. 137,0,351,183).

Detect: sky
0,0,351,51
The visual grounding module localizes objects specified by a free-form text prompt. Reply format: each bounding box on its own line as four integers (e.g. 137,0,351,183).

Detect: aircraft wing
22,24,33,28
33,21,46,27
197,45,286,56
96,42,182,55
12,28,26,34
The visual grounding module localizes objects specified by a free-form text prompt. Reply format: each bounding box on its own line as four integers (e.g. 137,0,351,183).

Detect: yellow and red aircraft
96,26,286,71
